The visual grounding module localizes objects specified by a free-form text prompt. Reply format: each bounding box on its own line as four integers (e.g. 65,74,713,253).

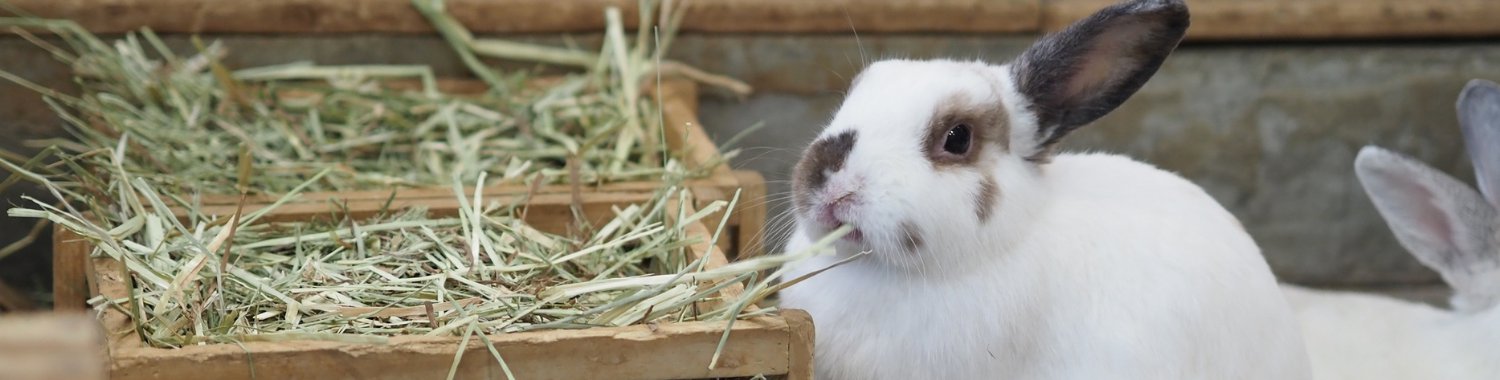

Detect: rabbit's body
774,1,1308,378
1282,285,1500,379
782,153,1307,379
1277,79,1500,380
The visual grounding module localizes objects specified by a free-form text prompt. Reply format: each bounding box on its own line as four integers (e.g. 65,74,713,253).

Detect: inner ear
1011,0,1189,153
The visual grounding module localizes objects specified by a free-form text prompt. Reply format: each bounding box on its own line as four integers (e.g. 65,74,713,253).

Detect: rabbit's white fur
1280,79,1500,380
775,1,1311,377
1282,285,1500,379
781,150,1310,379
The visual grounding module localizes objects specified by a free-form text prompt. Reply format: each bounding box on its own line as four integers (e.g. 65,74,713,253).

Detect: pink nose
817,191,859,226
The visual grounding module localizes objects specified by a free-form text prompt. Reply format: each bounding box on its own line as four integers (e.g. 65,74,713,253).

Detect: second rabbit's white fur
1282,79,1500,380
775,0,1311,379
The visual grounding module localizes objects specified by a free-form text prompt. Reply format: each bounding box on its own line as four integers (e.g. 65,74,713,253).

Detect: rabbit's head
791,0,1189,269
1356,79,1500,313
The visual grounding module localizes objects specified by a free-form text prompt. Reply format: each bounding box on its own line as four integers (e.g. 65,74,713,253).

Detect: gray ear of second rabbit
1355,79,1500,314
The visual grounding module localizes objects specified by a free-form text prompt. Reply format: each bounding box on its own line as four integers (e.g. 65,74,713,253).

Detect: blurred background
3,0,1499,308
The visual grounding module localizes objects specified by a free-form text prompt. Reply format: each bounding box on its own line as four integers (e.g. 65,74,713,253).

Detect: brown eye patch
921,94,1009,168
792,130,858,209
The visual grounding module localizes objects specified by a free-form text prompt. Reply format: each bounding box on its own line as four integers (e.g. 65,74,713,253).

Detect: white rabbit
1281,79,1500,380
773,0,1311,378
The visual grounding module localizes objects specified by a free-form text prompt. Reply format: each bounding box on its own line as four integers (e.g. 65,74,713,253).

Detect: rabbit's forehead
837,61,1002,125
824,61,1010,150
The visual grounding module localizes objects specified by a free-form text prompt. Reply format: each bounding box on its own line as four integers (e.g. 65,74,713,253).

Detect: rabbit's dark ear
1010,0,1188,157
1459,79,1500,207
1356,146,1500,313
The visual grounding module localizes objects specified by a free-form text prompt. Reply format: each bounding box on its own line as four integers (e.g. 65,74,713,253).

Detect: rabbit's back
1023,152,1311,378
1283,285,1500,379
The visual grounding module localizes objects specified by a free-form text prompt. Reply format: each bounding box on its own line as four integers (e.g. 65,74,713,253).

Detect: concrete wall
5,34,1499,302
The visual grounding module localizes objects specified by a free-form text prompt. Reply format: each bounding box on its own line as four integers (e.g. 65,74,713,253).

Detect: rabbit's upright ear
1459,79,1500,207
1010,0,1189,158
1356,146,1500,313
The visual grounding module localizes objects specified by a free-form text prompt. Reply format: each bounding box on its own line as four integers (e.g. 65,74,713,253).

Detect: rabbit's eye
943,124,972,155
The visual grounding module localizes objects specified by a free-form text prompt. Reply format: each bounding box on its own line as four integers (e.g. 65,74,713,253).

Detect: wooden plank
1044,0,1500,41
105,316,794,380
6,0,1040,34
13,0,1500,39
676,0,1039,33
88,255,145,353
51,225,90,312
782,309,816,380
98,248,799,380
0,313,108,380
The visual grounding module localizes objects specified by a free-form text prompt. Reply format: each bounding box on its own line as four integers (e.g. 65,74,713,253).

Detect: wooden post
51,226,89,311
784,309,816,380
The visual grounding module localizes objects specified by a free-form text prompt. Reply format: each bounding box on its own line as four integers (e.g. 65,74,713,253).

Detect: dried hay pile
0,0,849,372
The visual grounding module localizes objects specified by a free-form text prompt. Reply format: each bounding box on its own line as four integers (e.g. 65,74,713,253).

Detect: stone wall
684,37,1500,287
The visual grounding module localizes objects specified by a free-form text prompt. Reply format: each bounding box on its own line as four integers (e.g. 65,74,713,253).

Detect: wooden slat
6,0,1040,34
89,259,803,380
0,313,108,380
103,314,796,380
783,309,815,380
1044,0,1500,41
13,0,1500,39
676,0,1039,33
88,253,144,353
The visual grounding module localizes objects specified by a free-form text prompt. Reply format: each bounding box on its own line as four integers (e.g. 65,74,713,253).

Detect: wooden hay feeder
53,78,769,312
55,181,808,380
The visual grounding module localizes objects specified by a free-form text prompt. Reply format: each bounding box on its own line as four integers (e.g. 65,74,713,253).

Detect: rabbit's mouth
842,227,864,243
819,211,864,244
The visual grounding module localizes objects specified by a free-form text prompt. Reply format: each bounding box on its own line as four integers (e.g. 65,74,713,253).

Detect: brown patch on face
899,220,924,251
976,175,1000,222
921,93,1010,169
792,130,858,210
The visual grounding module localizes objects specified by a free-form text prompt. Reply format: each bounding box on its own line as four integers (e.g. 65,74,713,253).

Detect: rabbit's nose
831,190,857,207
813,190,859,226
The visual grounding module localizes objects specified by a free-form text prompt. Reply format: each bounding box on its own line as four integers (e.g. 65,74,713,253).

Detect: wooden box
52,78,768,311
55,188,809,380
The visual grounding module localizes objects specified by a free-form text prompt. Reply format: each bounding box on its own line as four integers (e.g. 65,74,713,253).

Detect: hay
0,0,747,197
0,0,851,362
